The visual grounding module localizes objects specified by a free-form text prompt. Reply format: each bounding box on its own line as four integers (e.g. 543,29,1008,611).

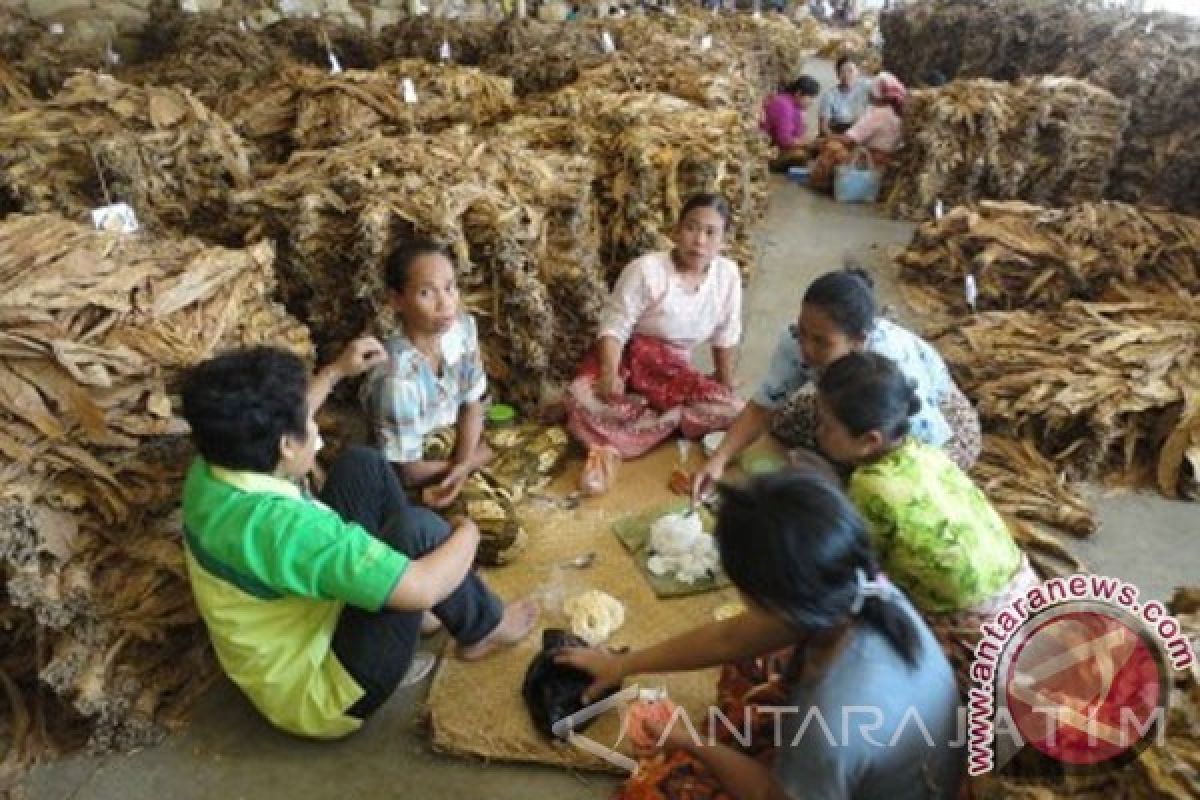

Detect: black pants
321,447,503,719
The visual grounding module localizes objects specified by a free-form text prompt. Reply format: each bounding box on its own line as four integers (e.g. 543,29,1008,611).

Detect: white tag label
106,46,120,65
665,5,676,14
180,0,199,11
239,18,248,32
328,51,343,74
91,203,139,234
401,77,418,104
601,31,616,53
49,22,65,34
278,0,299,12
964,274,978,310
1144,21,1154,34
700,34,712,51
439,40,451,61
934,199,944,219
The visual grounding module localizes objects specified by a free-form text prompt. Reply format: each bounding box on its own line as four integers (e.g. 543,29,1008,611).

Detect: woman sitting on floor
761,74,820,172
361,240,493,509
810,71,907,193
814,351,1038,683
565,192,744,472
559,470,964,800
695,265,979,499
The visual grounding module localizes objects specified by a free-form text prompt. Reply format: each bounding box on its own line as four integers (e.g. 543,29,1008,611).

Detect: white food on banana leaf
647,511,719,584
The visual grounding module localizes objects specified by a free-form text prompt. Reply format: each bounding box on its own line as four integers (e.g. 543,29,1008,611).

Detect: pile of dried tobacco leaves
884,77,1130,220
0,71,255,243
0,214,310,788
882,0,1200,215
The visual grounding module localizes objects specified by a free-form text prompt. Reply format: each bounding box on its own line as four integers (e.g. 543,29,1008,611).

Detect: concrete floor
25,61,1199,800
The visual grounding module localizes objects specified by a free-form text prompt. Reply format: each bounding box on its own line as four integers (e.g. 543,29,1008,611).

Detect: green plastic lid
487,403,517,425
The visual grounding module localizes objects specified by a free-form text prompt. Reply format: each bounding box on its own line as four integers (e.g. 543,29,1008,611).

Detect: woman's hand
597,370,625,401
335,336,387,379
692,456,726,503
422,463,470,508
554,647,627,703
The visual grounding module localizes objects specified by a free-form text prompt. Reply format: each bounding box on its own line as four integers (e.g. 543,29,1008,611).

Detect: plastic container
486,403,517,428
787,166,810,185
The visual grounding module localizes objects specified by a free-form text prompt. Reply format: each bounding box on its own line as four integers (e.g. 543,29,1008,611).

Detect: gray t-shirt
774,596,964,800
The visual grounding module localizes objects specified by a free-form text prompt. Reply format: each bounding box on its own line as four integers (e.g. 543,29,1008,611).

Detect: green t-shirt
181,458,409,738
848,438,1021,614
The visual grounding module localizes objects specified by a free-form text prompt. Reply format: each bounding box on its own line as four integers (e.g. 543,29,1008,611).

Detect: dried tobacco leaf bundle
230,59,515,161
0,72,256,244
0,213,311,774
884,77,1130,220
896,200,1200,310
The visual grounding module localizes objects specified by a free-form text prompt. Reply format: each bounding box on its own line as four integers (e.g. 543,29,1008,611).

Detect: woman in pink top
565,193,744,471
811,72,908,193
761,75,820,171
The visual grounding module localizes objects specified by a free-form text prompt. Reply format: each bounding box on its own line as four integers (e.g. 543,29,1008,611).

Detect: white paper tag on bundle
105,45,120,66
439,40,451,61
49,23,65,34
278,0,300,13
753,9,761,18
601,31,616,53
934,198,944,219
401,77,418,104
180,0,199,11
1144,21,1154,34
964,274,978,310
91,203,139,234
699,34,712,51
665,5,676,14
328,51,343,74
239,18,248,32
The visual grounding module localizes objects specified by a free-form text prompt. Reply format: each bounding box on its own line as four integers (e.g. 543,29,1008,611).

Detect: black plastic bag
522,629,619,739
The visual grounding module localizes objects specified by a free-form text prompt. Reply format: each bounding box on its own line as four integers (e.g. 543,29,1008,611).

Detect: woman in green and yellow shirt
813,351,1037,685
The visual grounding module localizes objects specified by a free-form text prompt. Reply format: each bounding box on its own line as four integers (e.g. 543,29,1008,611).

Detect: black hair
835,55,856,74
385,239,452,293
783,74,820,97
181,347,310,473
818,351,921,442
802,265,876,338
714,471,919,666
678,192,732,231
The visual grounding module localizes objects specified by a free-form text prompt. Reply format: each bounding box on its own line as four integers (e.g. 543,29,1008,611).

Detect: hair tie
849,568,893,615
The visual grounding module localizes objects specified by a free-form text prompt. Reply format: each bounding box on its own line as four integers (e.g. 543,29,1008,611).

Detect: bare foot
421,611,443,636
457,598,539,662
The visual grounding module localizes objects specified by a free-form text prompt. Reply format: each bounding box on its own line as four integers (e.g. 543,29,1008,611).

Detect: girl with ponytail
815,351,1038,685
557,470,964,800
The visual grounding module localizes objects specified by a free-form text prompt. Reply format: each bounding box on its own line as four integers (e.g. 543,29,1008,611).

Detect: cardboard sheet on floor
425,445,740,772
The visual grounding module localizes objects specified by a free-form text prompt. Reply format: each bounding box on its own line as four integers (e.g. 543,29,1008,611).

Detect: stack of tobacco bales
882,0,1200,215
896,201,1200,310
896,200,1200,509
384,16,499,66
0,6,113,99
524,85,767,278
0,71,255,244
120,7,287,110
0,214,310,781
234,131,604,408
481,18,617,95
884,77,1130,220
230,60,515,160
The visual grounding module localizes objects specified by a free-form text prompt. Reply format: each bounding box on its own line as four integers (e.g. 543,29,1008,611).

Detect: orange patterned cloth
615,648,795,800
